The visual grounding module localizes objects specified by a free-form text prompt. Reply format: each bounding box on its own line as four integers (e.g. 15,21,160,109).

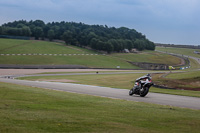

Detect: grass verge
153,71,200,91
19,73,200,97
0,82,200,133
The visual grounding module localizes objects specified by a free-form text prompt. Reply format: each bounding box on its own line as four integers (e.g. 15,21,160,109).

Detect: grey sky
0,0,200,45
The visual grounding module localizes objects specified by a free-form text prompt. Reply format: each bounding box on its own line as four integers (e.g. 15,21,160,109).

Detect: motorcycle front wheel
129,88,135,96
140,87,149,97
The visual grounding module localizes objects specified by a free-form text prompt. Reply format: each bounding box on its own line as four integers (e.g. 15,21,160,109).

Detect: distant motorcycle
129,74,153,97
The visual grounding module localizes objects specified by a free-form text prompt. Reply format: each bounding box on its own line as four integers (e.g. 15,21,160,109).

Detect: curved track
0,77,199,110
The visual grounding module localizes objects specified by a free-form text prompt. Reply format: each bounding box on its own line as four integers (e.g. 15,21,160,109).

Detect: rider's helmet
146,73,151,77
146,74,152,80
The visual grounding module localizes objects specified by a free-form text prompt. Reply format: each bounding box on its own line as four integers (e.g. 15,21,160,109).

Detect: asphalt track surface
0,76,200,110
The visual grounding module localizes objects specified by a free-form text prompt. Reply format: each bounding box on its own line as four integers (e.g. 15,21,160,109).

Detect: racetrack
0,76,200,110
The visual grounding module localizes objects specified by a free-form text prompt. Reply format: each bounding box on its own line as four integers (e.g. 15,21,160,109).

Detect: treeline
0,20,155,53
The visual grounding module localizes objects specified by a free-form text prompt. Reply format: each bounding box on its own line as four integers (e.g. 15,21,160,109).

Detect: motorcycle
129,74,153,97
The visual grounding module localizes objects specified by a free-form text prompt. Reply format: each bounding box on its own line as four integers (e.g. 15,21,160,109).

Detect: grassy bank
0,82,200,133
0,39,95,54
111,51,181,65
0,54,139,69
0,39,182,69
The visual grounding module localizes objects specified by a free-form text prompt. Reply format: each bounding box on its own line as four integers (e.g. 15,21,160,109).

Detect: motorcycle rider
129,73,153,97
135,74,152,90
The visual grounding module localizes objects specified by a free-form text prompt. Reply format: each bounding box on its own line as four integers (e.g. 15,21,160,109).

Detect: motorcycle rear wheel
140,87,149,97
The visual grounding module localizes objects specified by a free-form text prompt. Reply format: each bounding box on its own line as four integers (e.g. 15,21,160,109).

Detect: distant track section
156,50,200,65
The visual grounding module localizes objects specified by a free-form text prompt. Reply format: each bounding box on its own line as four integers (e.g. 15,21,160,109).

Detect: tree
32,20,45,28
17,23,25,28
34,27,43,40
22,26,31,36
149,42,155,50
96,40,105,50
134,39,146,51
108,39,120,52
145,40,155,50
0,26,3,35
90,38,99,49
78,32,87,46
86,32,97,45
6,27,22,36
124,39,133,50
105,41,114,53
47,29,55,41
62,30,73,45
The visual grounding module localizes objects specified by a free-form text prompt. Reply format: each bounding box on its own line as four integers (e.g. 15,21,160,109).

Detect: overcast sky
0,0,200,45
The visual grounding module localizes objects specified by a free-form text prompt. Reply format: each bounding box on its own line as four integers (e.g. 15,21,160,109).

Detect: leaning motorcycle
129,74,153,97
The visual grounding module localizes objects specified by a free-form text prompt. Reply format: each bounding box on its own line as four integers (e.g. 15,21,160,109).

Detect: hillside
0,39,181,69
0,20,155,53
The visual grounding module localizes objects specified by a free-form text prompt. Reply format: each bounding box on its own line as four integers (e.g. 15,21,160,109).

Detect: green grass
0,38,96,54
19,73,200,97
156,46,200,58
152,70,200,91
188,58,200,69
150,87,200,97
111,51,181,65
0,38,182,68
0,82,200,133
165,70,200,89
0,55,139,68
0,39,139,69
166,71,200,79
